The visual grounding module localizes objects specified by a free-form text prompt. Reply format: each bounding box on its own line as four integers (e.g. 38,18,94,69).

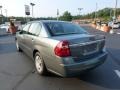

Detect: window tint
44,22,87,36
29,23,41,35
23,24,30,31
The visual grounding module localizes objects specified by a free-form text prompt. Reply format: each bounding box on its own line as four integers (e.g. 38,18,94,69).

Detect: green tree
59,11,72,21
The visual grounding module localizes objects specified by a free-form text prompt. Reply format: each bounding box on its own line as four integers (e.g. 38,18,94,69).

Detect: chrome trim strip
83,49,98,56
69,39,105,47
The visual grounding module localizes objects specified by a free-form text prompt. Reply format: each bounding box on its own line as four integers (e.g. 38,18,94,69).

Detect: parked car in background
112,22,120,29
118,22,120,27
100,22,108,27
0,24,9,32
108,21,120,29
0,23,22,33
15,20,108,77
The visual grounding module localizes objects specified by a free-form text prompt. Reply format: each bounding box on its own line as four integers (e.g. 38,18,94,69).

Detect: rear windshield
44,22,87,36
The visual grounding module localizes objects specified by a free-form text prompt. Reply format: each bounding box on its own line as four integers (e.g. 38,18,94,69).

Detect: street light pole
110,9,112,19
5,9,7,17
95,3,98,20
5,9,8,22
78,8,83,16
0,6,2,14
0,5,3,23
110,0,118,34
30,3,35,18
114,0,118,20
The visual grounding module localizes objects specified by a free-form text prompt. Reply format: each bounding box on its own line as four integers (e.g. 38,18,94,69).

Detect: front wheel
35,52,48,75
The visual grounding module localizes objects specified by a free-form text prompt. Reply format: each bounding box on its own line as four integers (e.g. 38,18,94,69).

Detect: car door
24,22,42,58
18,23,31,51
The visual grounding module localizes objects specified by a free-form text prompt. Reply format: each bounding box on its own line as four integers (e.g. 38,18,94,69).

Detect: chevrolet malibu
15,20,107,77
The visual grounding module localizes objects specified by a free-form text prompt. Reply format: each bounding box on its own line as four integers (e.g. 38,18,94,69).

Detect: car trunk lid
51,34,105,61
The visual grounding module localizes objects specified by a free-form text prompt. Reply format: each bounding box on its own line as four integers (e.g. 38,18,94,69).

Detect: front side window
44,22,87,36
29,23,41,35
23,24,31,31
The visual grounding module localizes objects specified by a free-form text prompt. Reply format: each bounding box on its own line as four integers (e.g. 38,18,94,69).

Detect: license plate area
83,43,98,55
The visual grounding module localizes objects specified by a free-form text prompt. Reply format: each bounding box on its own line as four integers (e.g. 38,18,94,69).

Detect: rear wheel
16,40,22,52
34,52,48,75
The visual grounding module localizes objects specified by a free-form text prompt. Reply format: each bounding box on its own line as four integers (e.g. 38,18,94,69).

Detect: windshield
44,22,87,36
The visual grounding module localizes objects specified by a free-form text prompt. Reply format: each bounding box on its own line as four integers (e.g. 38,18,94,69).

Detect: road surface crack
12,68,35,90
107,49,120,66
0,70,26,76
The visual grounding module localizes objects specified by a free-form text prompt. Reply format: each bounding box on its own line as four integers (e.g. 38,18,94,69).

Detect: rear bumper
60,52,108,77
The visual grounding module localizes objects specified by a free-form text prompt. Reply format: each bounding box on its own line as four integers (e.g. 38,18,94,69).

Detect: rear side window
29,23,41,36
23,24,31,31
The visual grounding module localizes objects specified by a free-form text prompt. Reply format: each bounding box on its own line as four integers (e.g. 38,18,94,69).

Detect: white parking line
114,70,120,78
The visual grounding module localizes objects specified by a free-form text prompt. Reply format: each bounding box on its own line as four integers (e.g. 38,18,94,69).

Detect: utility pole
57,9,59,21
30,3,35,18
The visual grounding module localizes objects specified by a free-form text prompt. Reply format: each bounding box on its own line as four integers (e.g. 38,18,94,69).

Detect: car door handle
32,38,34,42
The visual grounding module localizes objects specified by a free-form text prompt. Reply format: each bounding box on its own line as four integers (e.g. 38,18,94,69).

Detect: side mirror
18,30,23,34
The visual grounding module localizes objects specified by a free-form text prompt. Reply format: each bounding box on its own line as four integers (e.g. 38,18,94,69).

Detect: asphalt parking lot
0,25,120,90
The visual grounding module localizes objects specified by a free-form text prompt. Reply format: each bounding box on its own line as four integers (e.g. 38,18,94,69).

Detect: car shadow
0,34,16,54
33,50,120,90
0,43,17,54
76,60,120,89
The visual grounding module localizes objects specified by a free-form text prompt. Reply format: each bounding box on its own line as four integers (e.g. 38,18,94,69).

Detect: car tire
16,40,22,52
35,52,48,75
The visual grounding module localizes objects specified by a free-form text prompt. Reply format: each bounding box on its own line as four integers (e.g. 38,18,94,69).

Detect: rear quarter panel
33,36,64,72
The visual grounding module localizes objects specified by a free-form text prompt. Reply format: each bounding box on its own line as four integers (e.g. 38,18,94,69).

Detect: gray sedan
15,20,107,77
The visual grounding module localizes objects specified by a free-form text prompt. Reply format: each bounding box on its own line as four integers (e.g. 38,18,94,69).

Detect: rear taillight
54,40,71,57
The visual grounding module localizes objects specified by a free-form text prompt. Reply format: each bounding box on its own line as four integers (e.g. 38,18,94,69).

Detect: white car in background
0,24,9,32
112,22,120,29
108,22,120,29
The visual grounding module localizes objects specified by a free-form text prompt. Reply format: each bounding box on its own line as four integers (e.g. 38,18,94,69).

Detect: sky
0,0,120,17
